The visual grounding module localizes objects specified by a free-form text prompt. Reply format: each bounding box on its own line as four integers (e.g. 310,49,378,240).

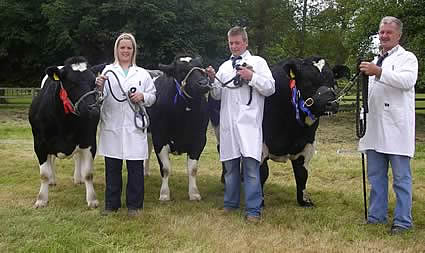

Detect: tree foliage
0,0,424,90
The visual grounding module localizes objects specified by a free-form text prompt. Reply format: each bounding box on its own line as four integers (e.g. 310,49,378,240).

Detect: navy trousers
104,157,144,210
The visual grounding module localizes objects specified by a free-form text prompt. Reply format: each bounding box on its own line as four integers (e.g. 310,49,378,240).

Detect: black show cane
355,64,369,221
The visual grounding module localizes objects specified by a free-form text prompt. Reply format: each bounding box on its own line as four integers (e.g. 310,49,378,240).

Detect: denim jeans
366,150,412,228
223,157,262,217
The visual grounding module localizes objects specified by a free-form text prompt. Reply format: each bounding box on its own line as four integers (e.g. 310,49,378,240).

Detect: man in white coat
96,33,156,217
206,26,275,222
359,16,418,235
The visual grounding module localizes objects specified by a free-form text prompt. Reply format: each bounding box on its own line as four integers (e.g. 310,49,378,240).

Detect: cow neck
288,71,316,127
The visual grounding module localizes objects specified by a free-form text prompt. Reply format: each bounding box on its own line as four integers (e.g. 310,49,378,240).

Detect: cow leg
187,157,201,201
158,145,172,201
143,132,153,177
259,160,269,207
48,155,57,186
291,156,314,207
73,152,84,184
78,148,98,208
34,154,54,208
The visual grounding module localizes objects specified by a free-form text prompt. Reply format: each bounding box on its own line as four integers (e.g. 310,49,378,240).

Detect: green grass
1,107,425,252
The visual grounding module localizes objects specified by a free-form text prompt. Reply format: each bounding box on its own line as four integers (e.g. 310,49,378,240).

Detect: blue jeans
223,157,262,217
366,150,412,228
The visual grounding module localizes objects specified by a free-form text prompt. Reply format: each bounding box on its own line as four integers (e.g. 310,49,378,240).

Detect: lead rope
103,69,150,131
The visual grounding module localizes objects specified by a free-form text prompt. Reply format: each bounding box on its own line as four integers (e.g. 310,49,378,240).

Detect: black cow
29,56,101,208
261,56,349,207
211,56,349,207
147,55,210,201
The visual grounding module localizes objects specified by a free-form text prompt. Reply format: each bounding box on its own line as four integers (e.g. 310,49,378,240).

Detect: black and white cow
29,56,101,208
147,55,210,201
260,56,349,207
211,56,349,207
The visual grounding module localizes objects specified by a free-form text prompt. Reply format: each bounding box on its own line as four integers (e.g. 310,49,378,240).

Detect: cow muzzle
310,86,338,116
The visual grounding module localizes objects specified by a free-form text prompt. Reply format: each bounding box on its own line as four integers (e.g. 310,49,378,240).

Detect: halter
178,66,211,99
57,79,101,116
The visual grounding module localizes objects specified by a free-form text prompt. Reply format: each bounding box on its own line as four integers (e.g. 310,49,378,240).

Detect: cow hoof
73,179,84,185
189,194,202,201
159,195,171,201
299,201,315,208
87,200,99,208
34,200,48,208
48,182,57,186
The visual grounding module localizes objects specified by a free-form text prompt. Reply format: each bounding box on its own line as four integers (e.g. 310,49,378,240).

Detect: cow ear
158,63,175,76
283,59,299,79
332,65,351,80
191,56,203,66
46,66,61,81
90,63,107,76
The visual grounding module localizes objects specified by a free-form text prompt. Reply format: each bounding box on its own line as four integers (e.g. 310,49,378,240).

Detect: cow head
279,56,349,119
158,55,210,98
46,56,100,118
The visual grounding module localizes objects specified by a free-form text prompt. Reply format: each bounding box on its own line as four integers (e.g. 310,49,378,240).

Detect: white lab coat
98,63,156,160
358,45,418,157
211,51,275,162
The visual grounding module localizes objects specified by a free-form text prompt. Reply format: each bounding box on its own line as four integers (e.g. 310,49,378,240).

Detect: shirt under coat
358,45,418,157
98,63,156,160
211,51,275,162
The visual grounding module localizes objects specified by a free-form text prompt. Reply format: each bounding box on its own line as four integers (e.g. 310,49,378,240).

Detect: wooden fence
1,87,425,111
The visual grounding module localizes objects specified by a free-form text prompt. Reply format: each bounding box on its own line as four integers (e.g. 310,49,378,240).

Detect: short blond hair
227,26,248,43
113,33,137,66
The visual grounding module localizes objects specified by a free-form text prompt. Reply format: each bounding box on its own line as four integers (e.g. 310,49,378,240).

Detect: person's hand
129,91,144,103
95,75,108,90
237,65,253,81
205,66,216,81
359,61,382,77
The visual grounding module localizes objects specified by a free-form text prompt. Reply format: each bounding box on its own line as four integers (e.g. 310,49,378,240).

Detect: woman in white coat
96,33,156,216
359,17,418,235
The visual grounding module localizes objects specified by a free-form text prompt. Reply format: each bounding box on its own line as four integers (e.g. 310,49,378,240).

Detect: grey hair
227,26,248,43
113,33,138,66
380,16,403,34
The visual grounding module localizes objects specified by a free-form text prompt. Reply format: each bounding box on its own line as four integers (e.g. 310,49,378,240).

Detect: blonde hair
113,33,137,66
227,26,248,43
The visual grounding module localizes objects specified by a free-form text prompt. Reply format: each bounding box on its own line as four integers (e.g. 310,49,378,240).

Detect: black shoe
101,209,117,216
390,225,410,235
128,209,141,217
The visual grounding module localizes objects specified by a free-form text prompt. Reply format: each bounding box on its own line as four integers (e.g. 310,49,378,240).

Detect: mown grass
1,106,424,252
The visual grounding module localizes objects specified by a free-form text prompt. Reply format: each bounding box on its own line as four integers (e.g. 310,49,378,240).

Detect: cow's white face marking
312,59,325,72
71,62,88,72
179,57,192,63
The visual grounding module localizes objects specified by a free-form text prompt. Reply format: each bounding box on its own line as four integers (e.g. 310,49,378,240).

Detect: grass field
1,106,424,252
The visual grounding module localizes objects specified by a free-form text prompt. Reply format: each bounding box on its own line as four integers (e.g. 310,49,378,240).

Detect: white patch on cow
158,145,172,201
143,133,153,176
187,157,201,200
71,62,88,72
179,57,192,63
34,157,53,208
312,59,326,73
265,142,316,170
33,146,98,209
41,66,64,88
74,147,98,208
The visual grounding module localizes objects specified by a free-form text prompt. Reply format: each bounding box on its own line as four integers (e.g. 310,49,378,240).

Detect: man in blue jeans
359,16,418,235
206,26,275,222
